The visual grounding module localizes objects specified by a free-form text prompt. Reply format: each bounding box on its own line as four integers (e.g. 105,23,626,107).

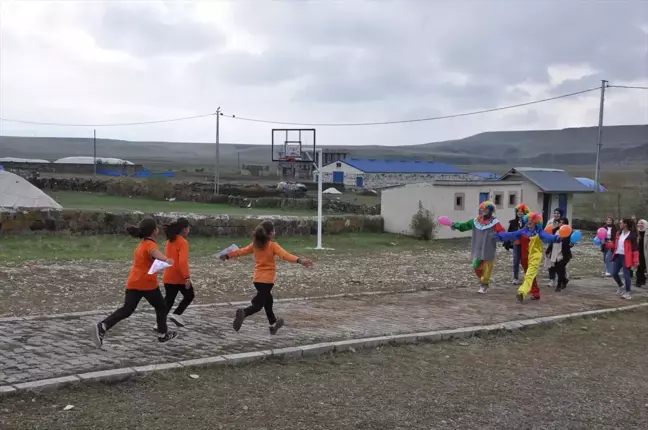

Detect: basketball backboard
272,129,316,163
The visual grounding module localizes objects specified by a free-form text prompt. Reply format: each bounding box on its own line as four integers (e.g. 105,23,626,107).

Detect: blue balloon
593,236,601,246
570,230,582,244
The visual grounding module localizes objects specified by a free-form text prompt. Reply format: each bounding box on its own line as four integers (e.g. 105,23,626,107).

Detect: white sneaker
478,285,488,294
616,287,624,296
169,314,185,327
512,278,520,285
605,272,612,277
622,292,632,300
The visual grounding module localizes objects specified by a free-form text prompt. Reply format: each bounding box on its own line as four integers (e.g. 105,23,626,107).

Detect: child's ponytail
253,220,275,249
126,218,158,239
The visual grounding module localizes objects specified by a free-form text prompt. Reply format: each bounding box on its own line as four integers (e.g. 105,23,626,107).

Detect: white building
54,156,135,165
381,167,593,239
317,158,476,189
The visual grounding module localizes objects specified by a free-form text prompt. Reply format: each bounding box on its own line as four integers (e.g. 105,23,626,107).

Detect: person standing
601,217,617,276
546,207,564,288
549,217,572,291
636,219,647,288
506,204,529,285
610,218,639,300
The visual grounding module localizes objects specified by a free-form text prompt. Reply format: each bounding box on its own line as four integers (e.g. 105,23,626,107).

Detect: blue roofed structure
471,171,500,180
342,158,467,174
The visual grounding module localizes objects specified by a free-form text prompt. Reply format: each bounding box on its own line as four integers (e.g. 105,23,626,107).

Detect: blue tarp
575,177,607,192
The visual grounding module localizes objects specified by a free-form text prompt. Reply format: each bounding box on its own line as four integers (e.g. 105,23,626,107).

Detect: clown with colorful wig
495,212,561,302
451,201,506,294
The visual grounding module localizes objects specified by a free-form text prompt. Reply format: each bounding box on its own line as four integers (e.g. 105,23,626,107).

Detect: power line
608,85,648,90
221,87,601,127
0,112,216,127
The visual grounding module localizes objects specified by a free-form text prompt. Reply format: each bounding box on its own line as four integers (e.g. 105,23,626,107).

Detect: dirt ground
2,308,647,430
0,234,609,317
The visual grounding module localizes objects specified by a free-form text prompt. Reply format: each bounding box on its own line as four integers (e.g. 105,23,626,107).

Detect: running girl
91,218,177,348
163,217,194,328
220,220,312,334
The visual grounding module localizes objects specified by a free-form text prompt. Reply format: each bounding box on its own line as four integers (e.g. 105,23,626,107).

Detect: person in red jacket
611,218,640,300
163,217,193,328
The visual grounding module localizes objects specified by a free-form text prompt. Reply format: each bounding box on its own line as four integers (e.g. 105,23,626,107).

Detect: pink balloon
438,216,452,227
596,227,607,241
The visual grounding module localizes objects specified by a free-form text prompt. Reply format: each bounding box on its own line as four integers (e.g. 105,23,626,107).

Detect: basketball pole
316,148,323,250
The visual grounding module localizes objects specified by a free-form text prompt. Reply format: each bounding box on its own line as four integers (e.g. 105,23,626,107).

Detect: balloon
559,225,573,238
544,224,554,234
438,216,452,227
570,230,582,244
596,227,607,241
594,236,602,246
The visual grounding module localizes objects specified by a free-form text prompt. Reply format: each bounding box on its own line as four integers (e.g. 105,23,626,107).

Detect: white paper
215,244,239,259
148,259,172,275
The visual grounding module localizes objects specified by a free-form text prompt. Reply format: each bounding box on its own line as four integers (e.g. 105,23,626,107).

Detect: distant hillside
0,125,646,168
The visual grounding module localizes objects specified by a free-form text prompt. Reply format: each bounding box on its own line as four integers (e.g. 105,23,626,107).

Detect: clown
504,203,531,284
451,201,506,293
495,212,560,302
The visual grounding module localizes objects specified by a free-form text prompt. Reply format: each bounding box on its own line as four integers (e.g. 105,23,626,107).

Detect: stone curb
1,302,646,397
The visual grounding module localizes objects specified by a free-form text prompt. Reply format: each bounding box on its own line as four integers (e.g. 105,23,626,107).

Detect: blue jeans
603,249,614,274
513,245,522,280
611,256,632,292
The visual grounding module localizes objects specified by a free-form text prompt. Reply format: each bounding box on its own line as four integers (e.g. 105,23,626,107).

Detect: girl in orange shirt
162,217,194,328
91,218,178,348
220,220,312,334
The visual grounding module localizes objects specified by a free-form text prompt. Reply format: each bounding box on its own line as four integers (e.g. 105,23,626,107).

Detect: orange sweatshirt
228,241,299,284
163,236,190,284
126,239,159,291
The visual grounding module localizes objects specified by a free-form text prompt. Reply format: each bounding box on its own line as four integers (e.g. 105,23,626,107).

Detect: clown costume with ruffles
451,201,506,294
495,212,560,302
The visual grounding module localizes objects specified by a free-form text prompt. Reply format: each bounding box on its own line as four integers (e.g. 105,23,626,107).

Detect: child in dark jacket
548,217,572,291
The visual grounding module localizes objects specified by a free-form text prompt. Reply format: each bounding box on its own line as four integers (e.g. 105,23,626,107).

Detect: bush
409,201,437,240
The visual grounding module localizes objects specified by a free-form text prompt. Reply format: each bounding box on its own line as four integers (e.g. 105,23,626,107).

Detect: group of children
91,218,312,348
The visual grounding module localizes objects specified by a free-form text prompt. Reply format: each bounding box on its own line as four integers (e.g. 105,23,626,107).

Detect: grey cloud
88,4,223,57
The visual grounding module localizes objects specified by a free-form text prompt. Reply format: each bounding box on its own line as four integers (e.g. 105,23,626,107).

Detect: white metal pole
215,107,221,195
316,148,323,249
593,80,607,211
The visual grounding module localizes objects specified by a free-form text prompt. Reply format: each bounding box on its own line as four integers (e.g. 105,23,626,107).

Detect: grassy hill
1,124,646,168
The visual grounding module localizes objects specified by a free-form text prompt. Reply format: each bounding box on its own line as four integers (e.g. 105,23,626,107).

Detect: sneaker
169,314,185,328
605,272,612,277
478,285,488,294
516,292,524,303
269,318,284,335
233,308,246,332
512,278,520,285
91,322,106,348
158,331,178,343
562,279,569,289
616,287,624,296
621,292,632,300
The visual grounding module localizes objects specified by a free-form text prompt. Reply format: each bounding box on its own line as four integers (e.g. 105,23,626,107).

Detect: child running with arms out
91,218,177,348
220,220,312,334
162,217,194,328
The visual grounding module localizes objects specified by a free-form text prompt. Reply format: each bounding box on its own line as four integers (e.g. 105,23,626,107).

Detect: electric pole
93,129,97,177
594,79,607,211
215,107,221,195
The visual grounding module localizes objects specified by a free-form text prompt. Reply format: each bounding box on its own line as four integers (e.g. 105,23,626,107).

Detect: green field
47,191,316,216
0,232,439,262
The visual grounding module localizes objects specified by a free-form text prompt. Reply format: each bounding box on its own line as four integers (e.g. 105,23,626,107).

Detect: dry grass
2,308,647,430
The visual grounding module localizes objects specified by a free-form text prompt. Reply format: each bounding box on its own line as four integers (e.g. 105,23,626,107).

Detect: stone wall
3,162,144,175
0,210,384,237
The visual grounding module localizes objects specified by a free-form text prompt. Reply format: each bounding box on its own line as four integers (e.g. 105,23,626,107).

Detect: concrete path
1,276,645,387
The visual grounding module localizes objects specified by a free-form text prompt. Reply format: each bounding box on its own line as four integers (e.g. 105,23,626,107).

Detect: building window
454,193,465,211
494,192,504,208
508,191,518,207
336,162,342,168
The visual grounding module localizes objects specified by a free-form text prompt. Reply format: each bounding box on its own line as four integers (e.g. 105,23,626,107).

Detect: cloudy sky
0,0,646,150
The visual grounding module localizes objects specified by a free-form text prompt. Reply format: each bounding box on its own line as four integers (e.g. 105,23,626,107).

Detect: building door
479,192,489,203
333,171,344,184
558,194,568,217
542,194,552,224
355,176,364,188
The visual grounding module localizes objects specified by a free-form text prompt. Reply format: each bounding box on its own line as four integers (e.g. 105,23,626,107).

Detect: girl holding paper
91,218,177,348
163,217,194,328
220,220,312,334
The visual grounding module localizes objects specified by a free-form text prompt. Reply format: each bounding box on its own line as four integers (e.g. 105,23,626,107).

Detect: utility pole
93,129,97,177
214,107,221,195
594,79,607,211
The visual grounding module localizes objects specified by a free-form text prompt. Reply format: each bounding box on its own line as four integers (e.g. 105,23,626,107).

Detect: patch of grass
0,232,449,262
2,309,647,429
46,191,316,216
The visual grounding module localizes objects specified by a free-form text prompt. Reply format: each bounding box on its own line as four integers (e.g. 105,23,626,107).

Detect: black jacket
503,218,523,250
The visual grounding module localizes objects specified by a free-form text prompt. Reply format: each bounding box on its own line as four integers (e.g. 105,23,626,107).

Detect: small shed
499,167,593,223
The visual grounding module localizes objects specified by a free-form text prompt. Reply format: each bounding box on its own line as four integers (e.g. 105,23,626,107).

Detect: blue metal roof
576,177,607,192
471,171,500,179
501,168,593,193
342,158,466,174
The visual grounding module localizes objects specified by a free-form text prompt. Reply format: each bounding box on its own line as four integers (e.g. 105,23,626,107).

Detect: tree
409,201,438,240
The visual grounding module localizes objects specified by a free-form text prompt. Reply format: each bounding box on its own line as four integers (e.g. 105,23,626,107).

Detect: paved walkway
1,277,646,386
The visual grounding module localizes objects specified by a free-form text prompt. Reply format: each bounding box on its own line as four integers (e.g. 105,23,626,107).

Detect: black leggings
554,260,569,287
103,288,168,334
244,283,277,325
164,283,195,315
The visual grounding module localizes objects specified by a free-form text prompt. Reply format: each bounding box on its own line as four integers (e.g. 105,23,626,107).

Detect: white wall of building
381,181,525,239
